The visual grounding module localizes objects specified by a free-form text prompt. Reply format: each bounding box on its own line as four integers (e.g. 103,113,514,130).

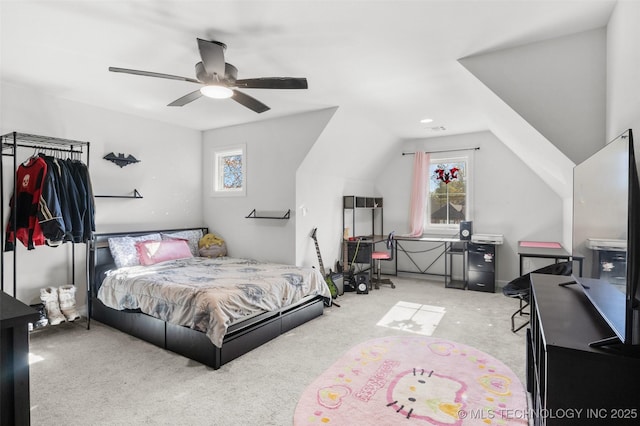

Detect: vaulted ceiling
0,0,615,139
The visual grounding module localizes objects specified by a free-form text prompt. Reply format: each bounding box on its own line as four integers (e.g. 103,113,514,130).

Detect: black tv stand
589,335,622,348
588,337,640,357
528,274,640,425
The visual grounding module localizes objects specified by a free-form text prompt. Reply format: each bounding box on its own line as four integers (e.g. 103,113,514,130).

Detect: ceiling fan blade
168,89,203,107
109,67,200,84
232,89,270,113
197,38,226,77
235,77,308,90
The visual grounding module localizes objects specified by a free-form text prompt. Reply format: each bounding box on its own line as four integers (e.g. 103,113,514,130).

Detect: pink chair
371,232,395,289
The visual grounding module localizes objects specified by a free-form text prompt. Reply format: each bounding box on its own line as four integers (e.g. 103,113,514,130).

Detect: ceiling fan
109,38,308,113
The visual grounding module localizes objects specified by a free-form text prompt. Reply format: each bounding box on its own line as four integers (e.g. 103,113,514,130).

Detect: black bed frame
88,227,325,369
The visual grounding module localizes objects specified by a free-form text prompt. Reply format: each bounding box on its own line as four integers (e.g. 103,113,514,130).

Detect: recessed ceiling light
420,118,434,124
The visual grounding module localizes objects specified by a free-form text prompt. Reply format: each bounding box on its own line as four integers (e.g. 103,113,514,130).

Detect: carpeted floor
376,301,446,336
28,276,527,425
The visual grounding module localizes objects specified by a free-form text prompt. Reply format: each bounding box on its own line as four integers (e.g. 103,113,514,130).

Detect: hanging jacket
5,156,48,250
69,159,95,242
38,156,66,246
42,156,82,243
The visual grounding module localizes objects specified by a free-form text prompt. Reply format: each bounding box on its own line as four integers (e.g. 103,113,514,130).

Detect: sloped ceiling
458,28,608,199
460,28,607,166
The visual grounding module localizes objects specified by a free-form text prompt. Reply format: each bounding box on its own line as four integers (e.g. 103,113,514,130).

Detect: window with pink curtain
409,152,471,235
408,152,429,237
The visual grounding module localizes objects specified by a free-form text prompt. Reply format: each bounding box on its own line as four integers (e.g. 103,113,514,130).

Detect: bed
88,227,330,369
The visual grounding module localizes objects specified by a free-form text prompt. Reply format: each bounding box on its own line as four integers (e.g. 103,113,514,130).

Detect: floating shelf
95,189,143,199
245,209,290,219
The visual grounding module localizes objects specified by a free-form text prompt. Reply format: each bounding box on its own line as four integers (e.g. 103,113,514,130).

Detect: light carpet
376,301,445,336
294,335,528,426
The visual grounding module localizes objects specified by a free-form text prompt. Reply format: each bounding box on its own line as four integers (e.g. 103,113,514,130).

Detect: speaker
460,221,473,240
356,273,369,294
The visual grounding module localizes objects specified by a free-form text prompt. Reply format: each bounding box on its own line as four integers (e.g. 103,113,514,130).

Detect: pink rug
294,336,528,425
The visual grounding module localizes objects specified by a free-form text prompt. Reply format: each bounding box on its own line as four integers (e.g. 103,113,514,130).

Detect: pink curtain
408,152,430,237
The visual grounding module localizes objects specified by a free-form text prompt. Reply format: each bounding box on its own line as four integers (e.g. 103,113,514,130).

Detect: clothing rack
1,132,91,324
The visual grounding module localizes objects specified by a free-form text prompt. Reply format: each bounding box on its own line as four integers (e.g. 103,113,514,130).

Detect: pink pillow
135,239,193,266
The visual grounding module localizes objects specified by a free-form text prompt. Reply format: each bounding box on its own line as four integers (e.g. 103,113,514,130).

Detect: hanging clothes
5,152,95,251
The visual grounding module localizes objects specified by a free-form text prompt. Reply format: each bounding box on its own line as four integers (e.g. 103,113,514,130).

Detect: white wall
202,108,335,265
1,82,202,310
294,105,391,270
607,1,640,139
376,131,563,284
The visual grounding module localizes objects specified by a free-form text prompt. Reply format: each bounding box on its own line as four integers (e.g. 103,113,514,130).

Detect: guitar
342,234,355,289
310,227,340,304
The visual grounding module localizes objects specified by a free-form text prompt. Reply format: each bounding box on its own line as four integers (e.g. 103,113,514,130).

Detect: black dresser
467,242,496,292
528,274,640,425
1,292,39,426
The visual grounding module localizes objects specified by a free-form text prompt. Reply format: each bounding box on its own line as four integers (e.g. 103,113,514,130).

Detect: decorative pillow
198,233,227,258
136,239,193,266
161,229,203,257
108,233,162,268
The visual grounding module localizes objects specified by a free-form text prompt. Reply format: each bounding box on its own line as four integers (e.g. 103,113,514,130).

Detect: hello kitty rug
294,336,528,425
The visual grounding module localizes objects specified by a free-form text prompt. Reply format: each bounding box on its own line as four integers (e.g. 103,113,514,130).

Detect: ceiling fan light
200,85,233,99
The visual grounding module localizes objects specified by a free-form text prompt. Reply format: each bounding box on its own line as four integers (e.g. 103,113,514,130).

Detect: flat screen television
572,128,640,347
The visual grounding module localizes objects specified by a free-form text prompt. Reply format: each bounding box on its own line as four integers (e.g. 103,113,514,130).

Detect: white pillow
161,229,203,257
108,233,162,268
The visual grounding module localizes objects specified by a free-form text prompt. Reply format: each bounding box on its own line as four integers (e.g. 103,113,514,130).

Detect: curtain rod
402,146,480,156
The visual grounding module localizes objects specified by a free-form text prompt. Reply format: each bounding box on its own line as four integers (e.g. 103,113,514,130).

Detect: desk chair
503,261,572,332
371,232,395,289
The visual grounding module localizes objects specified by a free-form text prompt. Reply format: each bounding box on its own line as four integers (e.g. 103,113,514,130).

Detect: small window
426,155,471,230
212,144,246,197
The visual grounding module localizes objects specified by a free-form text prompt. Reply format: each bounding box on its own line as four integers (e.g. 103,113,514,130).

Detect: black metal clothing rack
1,132,91,326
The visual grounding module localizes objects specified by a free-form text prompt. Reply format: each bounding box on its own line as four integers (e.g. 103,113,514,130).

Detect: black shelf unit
467,242,496,292
342,196,383,238
528,274,640,425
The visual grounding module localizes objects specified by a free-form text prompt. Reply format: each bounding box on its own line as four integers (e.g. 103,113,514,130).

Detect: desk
1,292,39,426
394,235,464,286
518,241,583,276
344,235,386,289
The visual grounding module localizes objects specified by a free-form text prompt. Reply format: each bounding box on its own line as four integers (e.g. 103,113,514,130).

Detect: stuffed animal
198,233,227,258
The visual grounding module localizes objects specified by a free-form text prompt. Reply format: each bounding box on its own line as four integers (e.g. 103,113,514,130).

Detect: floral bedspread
97,256,331,347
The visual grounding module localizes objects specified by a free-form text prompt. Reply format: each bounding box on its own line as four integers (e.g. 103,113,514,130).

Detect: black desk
1,292,39,426
345,235,386,288
393,235,465,288
518,241,583,276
